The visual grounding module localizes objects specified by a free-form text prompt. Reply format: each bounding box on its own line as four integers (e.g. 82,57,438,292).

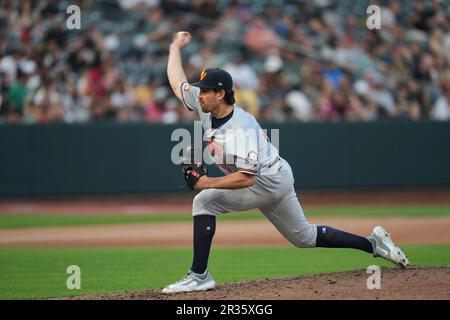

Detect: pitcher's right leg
259,187,317,248
259,187,409,268
259,186,374,251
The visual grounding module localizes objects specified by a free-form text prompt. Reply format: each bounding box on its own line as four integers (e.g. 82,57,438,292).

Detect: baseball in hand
173,31,191,48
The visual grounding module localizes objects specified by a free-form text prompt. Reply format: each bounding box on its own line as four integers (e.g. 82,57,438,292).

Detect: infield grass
0,244,449,299
1,204,450,229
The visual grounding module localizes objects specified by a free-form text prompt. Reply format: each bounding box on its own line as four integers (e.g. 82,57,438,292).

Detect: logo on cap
200,69,207,81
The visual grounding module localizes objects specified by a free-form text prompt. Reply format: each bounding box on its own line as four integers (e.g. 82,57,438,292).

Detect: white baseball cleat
162,270,216,294
367,226,410,268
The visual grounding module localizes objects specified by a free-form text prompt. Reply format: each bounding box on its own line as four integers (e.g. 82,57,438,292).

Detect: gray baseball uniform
181,82,317,248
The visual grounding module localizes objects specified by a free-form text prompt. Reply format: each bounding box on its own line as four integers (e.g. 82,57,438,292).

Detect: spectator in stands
6,71,28,123
244,17,281,56
431,71,450,121
0,0,449,124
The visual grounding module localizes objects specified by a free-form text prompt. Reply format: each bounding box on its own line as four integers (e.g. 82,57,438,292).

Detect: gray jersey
180,81,317,248
181,82,281,177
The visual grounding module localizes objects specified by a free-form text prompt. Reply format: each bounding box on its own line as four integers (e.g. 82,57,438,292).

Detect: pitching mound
69,266,450,300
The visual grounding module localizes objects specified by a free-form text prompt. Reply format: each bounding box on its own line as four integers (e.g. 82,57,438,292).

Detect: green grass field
0,245,449,299
1,204,450,229
1,203,449,299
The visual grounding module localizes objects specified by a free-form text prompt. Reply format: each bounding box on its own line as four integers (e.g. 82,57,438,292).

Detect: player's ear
216,89,225,100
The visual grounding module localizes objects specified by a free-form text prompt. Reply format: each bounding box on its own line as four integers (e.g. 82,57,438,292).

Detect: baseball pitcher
163,31,409,293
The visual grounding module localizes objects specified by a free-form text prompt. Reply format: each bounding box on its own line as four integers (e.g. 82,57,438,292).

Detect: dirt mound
68,266,450,300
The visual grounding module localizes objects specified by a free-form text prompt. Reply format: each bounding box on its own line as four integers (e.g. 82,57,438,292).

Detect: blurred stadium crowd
0,0,450,125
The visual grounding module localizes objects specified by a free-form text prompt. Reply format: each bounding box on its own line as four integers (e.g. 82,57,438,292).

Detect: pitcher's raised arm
167,31,191,101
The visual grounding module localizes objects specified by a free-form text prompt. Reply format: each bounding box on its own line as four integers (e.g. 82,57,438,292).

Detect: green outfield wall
1,120,449,197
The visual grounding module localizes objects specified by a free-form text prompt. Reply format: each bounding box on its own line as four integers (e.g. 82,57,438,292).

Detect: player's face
198,88,222,113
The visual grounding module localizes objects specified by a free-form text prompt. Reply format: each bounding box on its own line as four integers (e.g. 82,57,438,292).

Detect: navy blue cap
191,68,233,90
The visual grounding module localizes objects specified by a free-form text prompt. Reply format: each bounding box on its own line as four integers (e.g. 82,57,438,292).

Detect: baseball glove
181,145,207,190
183,162,208,190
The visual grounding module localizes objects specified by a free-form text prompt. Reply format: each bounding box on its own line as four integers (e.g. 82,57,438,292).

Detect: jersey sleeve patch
180,82,194,111
245,151,258,165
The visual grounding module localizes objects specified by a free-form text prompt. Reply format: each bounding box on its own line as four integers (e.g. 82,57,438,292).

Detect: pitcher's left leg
177,186,278,291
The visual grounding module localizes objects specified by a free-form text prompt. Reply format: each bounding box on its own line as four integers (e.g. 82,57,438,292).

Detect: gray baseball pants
192,158,317,248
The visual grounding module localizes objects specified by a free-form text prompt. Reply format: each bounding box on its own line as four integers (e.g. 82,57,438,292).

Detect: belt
268,156,281,168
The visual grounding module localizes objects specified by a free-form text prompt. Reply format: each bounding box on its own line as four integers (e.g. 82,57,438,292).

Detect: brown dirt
67,266,450,300
2,187,450,215
2,188,450,300
1,216,450,247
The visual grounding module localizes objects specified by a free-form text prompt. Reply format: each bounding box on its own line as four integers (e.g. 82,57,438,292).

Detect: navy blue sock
316,226,373,254
191,215,216,274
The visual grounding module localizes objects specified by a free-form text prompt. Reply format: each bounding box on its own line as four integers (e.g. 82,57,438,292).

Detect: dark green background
1,120,449,197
